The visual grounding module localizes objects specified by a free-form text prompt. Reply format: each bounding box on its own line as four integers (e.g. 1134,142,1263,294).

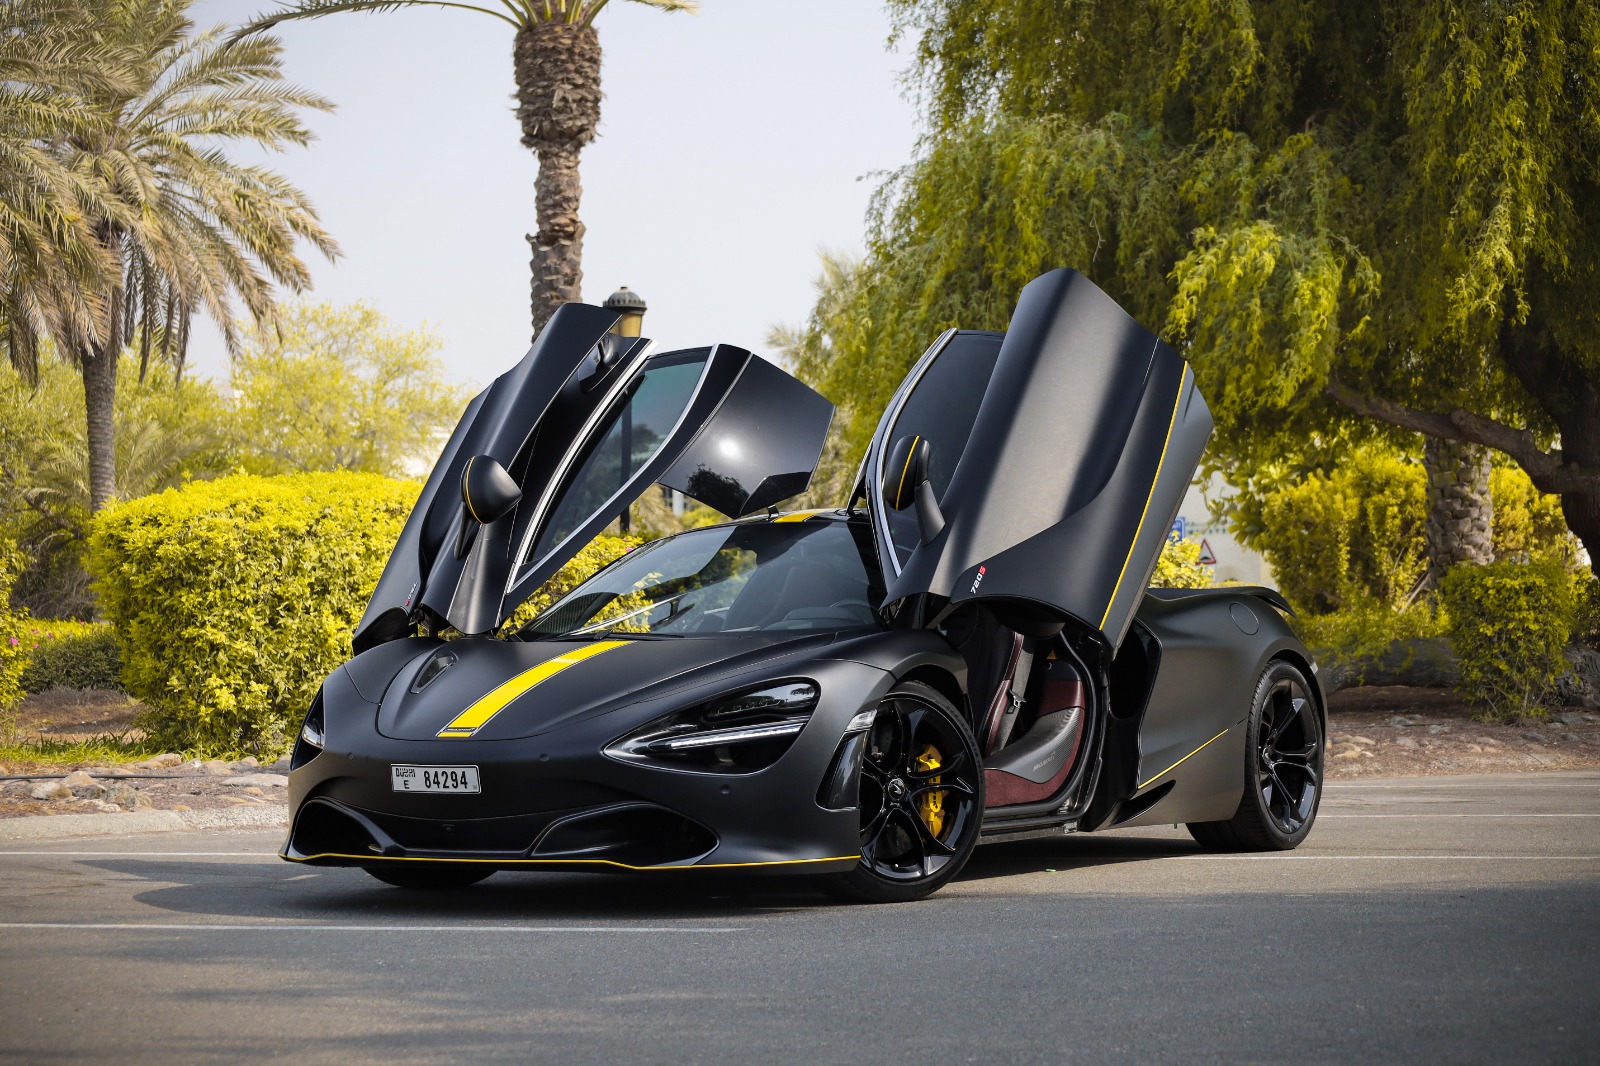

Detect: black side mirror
882,434,929,512
880,434,945,544
461,455,522,524
457,455,521,559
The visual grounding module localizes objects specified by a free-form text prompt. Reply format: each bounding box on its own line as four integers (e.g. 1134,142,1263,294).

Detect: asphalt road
2,772,1597,1065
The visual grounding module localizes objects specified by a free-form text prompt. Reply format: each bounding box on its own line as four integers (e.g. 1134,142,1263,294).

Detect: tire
824,681,985,903
364,863,496,890
1187,660,1323,852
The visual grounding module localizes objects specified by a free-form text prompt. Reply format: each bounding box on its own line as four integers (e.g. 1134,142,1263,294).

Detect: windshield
520,519,884,638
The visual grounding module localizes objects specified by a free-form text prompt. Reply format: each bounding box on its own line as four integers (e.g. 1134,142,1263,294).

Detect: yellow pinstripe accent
283,851,860,871
1099,366,1190,631
894,434,922,507
436,639,629,738
773,509,827,523
1136,726,1230,791
461,456,484,524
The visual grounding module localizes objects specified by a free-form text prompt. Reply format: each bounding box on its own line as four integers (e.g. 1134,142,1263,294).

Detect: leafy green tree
10,0,337,515
240,0,697,338
0,354,234,616
786,0,1600,575
229,301,471,477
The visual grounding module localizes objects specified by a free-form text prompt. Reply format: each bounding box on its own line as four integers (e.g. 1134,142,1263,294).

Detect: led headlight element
606,680,819,774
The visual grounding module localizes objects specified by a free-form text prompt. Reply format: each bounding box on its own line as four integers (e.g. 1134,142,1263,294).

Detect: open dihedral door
862,268,1213,650
354,303,834,651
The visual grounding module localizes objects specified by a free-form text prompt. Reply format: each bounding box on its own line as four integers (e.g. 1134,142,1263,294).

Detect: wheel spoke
907,806,956,857
861,806,892,853
909,780,974,801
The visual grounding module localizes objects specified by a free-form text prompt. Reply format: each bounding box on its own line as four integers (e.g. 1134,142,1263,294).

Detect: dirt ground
0,690,286,818
2,685,1597,820
1323,685,1600,777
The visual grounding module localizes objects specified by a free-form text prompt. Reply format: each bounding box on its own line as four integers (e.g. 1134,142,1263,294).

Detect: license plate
391,764,480,794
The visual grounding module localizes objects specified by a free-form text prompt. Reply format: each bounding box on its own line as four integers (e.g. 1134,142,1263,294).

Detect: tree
240,0,698,340
229,301,471,477
786,0,1600,575
0,354,235,616
13,0,338,515
0,0,127,386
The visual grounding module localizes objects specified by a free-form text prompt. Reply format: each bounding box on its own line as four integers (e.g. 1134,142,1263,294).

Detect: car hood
369,632,847,742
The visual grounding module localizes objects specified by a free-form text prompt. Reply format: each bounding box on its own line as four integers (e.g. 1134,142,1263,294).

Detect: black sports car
283,268,1325,902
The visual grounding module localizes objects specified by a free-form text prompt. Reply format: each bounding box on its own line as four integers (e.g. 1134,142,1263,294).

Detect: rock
1387,716,1418,727
30,781,72,801
221,773,287,788
169,804,191,812
1524,731,1550,744
1428,724,1452,735
1349,735,1377,746
1555,645,1600,708
241,786,264,796
105,782,151,811
269,755,291,772
1333,750,1365,759
139,753,183,769
230,756,260,771
1555,711,1588,726
62,770,108,800
1394,737,1420,749
1315,637,1459,694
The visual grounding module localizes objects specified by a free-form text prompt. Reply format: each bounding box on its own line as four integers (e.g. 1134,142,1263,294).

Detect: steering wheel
829,599,873,612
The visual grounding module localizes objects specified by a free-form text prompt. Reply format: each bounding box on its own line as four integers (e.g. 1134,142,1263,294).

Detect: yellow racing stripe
436,639,629,738
1099,366,1189,631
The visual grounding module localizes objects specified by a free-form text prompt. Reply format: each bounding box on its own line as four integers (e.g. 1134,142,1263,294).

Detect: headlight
290,691,325,770
605,680,818,774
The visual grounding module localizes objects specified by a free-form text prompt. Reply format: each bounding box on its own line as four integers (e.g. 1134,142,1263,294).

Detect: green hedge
0,543,27,723
19,621,121,692
1439,561,1576,720
88,472,419,755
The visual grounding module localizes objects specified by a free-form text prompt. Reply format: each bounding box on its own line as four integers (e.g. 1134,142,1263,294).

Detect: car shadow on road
72,832,1204,921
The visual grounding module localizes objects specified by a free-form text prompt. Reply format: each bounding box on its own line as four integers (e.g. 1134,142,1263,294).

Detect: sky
190,0,922,390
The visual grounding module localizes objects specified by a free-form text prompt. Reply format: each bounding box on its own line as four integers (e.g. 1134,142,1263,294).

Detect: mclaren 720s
282,268,1324,902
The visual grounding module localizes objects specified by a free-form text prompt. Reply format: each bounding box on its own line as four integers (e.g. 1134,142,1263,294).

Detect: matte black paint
291,269,1322,881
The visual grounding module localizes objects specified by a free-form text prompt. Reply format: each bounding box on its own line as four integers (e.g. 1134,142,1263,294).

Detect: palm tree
240,0,698,340
38,0,339,512
0,0,129,383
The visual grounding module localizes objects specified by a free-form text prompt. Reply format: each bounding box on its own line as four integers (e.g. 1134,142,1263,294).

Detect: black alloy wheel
364,863,496,890
827,681,984,902
1188,660,1323,851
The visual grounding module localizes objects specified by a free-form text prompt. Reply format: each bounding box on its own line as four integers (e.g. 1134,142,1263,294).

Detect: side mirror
461,455,522,525
881,434,929,512
457,455,521,558
880,434,945,544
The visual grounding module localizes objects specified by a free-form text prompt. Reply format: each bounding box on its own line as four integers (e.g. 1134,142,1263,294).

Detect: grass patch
0,733,165,766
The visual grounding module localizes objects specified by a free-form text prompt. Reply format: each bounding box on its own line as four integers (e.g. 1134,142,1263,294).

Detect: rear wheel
364,863,495,890
825,681,984,903
1188,660,1322,851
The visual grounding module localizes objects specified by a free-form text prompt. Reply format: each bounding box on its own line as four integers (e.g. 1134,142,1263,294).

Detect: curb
0,804,288,842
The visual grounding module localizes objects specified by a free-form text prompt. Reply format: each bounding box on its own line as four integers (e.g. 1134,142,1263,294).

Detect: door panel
355,302,634,651
355,307,834,646
867,268,1212,649
502,346,834,615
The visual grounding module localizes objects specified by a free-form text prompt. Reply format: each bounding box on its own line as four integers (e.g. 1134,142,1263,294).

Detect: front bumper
281,656,893,875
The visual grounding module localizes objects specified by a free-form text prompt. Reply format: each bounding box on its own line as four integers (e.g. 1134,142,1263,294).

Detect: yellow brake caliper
915,744,945,839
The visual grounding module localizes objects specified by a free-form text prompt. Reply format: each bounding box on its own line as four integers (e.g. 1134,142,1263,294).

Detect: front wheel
824,681,984,903
364,863,495,890
1188,660,1323,851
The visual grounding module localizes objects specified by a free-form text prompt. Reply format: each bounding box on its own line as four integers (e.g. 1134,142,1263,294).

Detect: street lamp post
603,287,647,532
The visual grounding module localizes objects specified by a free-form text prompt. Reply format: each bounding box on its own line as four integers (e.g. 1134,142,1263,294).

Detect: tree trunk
513,21,602,341
81,339,117,513
1500,319,1600,579
1423,436,1493,584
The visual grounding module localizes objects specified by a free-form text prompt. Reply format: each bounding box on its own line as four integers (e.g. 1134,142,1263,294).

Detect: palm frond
235,0,522,38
